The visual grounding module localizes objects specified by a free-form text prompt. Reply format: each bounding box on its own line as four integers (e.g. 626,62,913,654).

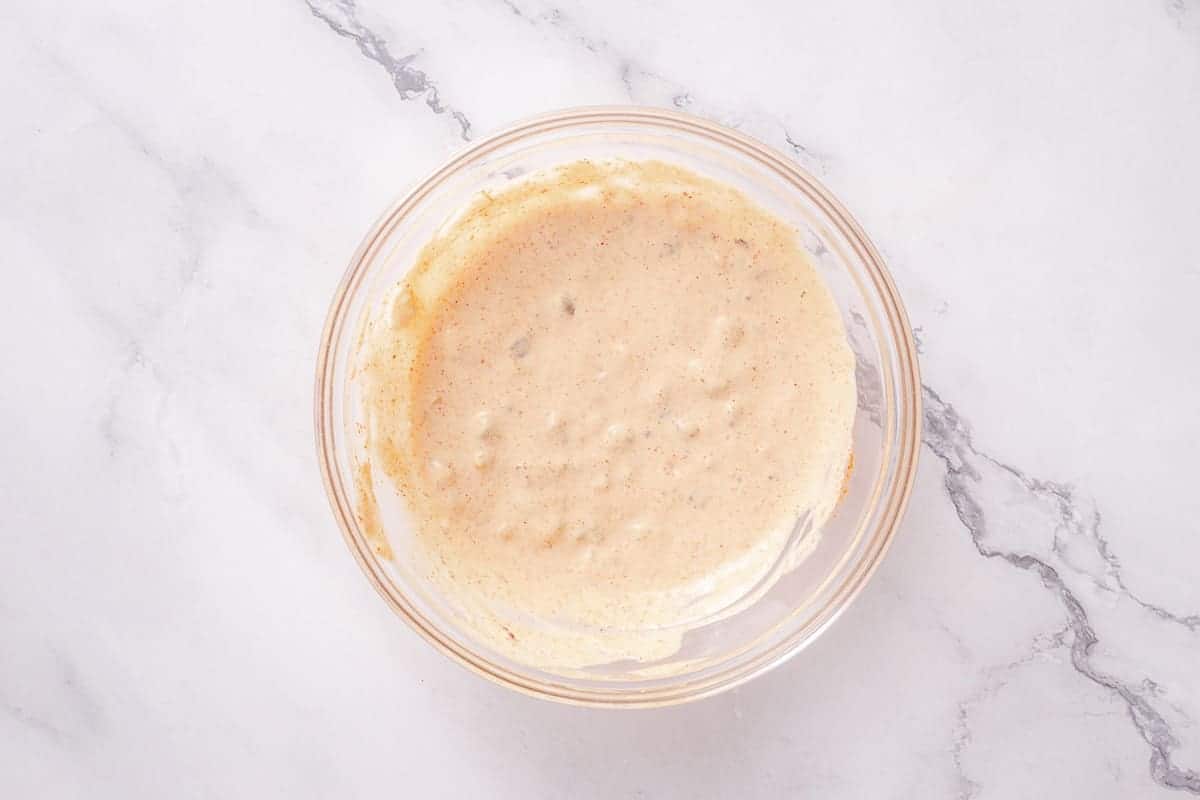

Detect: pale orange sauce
355,161,855,667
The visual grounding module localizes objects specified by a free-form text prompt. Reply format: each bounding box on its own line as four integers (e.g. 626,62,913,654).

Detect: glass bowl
315,107,920,707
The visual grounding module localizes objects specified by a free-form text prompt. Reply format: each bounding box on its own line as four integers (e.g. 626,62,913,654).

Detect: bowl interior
316,108,919,707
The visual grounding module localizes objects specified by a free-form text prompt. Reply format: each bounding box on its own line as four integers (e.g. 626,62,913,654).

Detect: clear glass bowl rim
314,106,921,708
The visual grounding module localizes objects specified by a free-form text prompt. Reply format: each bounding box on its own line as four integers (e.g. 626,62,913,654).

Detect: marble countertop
3,0,1199,796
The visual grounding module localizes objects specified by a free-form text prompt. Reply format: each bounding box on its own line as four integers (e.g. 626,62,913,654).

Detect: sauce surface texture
356,160,856,666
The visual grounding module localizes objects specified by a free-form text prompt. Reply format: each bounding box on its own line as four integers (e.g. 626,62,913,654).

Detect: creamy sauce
355,160,856,668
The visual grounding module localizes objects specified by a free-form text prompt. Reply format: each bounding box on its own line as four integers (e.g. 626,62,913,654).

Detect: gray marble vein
781,130,833,175
26,54,268,462
304,0,473,140
495,2,832,175
1166,0,1195,28
952,627,1071,799
924,385,1200,793
501,0,667,102
0,648,104,748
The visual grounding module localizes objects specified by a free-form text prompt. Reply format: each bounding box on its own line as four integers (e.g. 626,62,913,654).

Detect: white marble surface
2,0,1199,796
